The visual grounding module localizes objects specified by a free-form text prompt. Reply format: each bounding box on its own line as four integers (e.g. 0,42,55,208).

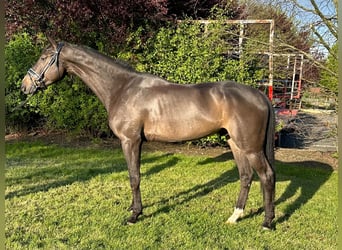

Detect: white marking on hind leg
226,207,244,224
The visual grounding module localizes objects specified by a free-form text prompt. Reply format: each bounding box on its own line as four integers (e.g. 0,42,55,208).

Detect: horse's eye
41,57,47,61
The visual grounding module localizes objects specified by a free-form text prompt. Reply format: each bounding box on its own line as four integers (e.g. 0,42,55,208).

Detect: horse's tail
265,96,275,169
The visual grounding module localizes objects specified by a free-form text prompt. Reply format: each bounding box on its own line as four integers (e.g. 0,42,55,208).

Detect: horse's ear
47,36,57,49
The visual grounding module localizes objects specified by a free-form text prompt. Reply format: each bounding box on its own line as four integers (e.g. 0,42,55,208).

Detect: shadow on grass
142,153,180,176
143,166,239,216
141,152,334,228
274,160,334,225
242,160,334,227
142,152,239,218
5,142,176,199
5,165,117,199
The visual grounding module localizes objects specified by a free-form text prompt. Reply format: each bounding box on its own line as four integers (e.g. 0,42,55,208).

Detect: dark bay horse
21,37,276,229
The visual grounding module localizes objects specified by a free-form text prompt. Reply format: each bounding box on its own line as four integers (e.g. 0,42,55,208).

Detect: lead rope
11,92,37,112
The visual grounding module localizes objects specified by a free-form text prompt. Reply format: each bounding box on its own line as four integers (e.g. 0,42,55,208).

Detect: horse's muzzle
21,78,36,95
21,83,29,95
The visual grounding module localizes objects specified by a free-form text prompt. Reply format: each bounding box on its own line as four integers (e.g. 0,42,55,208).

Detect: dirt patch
5,131,338,170
277,109,337,151
144,142,337,170
275,148,337,170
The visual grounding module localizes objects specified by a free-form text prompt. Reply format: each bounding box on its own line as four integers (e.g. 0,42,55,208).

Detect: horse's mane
68,43,137,73
114,59,137,72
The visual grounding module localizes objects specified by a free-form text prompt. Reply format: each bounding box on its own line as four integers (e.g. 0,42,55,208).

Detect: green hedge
5,33,43,132
119,21,261,85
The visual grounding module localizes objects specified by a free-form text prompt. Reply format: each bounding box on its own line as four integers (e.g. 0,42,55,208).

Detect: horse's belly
143,119,221,142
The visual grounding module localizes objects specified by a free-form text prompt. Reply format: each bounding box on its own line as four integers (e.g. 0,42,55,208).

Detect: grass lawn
5,139,337,249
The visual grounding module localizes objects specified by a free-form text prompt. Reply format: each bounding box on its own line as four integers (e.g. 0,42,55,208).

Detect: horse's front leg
121,137,143,224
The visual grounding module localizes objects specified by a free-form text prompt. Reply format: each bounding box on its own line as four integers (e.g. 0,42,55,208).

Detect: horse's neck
61,44,132,112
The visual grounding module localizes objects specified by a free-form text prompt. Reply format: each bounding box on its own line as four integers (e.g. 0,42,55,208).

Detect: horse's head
21,37,66,94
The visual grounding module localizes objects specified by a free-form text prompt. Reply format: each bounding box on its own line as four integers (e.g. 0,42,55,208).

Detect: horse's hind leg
247,152,275,229
226,139,275,229
226,139,254,224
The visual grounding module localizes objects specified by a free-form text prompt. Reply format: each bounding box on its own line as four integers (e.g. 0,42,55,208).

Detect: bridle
27,42,64,93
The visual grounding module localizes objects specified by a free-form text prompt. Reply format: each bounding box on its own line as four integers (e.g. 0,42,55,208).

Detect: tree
5,0,235,50
5,0,168,50
320,43,338,95
167,0,244,19
291,0,336,55
259,0,337,90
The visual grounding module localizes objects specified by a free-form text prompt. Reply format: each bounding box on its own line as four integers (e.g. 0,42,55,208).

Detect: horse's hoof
262,221,274,231
225,218,237,224
226,208,244,224
126,221,135,226
127,216,137,224
122,217,137,226
124,211,143,226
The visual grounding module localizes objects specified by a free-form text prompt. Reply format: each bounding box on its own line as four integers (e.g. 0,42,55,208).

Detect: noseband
27,42,64,92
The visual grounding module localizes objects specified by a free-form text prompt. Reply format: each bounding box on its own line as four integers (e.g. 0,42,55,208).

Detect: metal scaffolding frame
187,19,275,99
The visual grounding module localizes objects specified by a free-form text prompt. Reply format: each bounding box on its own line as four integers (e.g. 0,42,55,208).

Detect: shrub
120,21,259,85
5,33,44,132
30,79,109,137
